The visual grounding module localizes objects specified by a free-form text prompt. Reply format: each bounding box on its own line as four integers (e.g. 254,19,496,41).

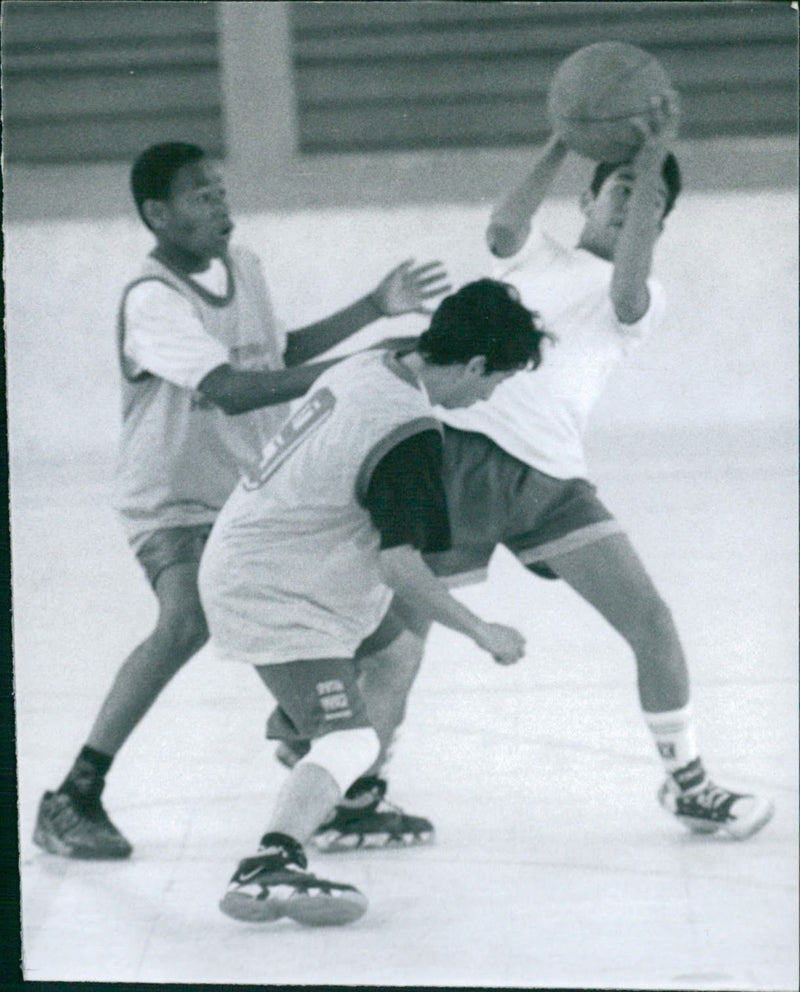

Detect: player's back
199,349,438,663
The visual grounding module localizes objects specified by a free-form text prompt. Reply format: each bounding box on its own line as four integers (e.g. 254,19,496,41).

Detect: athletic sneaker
219,833,367,926
313,775,434,853
33,790,133,859
658,776,774,839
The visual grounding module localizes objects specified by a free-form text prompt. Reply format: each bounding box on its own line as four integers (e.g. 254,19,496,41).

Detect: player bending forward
198,280,547,925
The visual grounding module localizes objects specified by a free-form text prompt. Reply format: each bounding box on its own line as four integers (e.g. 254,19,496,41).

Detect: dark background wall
2,1,797,220
3,1,796,162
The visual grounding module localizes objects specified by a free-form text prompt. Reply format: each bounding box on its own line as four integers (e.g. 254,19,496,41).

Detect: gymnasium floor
12,423,797,989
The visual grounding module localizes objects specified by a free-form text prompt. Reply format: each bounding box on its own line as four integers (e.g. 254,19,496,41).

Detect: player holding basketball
468,103,773,838
33,141,451,860
433,101,773,837
279,100,774,843
198,280,546,924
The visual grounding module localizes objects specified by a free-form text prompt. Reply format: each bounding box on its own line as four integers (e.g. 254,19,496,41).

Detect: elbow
216,396,243,416
201,388,243,416
611,286,649,325
486,221,525,259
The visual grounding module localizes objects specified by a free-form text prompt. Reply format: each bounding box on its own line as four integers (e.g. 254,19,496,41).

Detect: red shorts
262,607,405,743
427,427,622,583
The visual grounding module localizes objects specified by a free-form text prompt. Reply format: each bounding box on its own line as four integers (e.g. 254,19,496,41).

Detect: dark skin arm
197,359,339,415
199,334,422,416
283,259,451,367
199,261,449,414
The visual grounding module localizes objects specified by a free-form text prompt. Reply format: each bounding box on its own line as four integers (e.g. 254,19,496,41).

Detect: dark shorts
136,524,214,589
426,427,623,583
262,607,405,744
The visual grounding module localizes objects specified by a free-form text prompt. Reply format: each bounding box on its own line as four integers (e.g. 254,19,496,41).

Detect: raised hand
371,259,452,317
476,622,527,666
633,91,681,148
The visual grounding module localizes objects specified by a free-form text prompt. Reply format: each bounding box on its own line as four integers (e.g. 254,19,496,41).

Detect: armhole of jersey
354,417,442,507
117,275,191,383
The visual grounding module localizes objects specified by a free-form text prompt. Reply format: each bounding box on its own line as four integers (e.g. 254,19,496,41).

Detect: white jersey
439,225,665,479
199,350,440,665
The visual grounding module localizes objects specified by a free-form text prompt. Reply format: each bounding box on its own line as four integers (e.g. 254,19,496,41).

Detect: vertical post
217,1,298,212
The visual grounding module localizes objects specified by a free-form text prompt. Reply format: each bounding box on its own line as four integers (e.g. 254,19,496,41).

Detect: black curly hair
418,279,551,374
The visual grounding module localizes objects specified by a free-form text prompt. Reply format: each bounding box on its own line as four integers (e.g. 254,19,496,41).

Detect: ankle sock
644,704,704,787
59,745,113,800
670,755,708,792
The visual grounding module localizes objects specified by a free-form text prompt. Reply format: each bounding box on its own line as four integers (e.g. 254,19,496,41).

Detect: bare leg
357,629,426,776
543,533,689,712
86,561,208,755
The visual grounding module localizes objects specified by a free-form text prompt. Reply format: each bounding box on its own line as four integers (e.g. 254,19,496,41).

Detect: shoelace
685,783,737,812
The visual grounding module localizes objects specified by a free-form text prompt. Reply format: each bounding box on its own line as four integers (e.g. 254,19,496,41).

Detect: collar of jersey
382,350,425,394
150,250,235,307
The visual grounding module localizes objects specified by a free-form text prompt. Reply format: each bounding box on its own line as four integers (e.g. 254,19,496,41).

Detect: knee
626,594,679,653
153,606,209,660
386,631,425,686
305,726,381,794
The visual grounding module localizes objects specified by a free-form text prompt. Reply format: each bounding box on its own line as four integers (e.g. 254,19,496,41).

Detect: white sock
644,704,703,784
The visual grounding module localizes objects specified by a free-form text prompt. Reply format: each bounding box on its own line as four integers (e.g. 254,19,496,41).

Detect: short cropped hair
130,142,205,228
590,152,682,219
418,279,550,374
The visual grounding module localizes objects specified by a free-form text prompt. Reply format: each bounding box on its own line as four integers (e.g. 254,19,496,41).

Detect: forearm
487,135,568,258
198,359,339,415
283,295,384,366
611,146,667,322
379,546,488,645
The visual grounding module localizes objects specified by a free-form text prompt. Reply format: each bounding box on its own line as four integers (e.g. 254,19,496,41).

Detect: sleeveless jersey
199,349,440,665
115,246,288,549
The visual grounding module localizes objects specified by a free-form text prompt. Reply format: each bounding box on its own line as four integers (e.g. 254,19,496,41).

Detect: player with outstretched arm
33,141,451,860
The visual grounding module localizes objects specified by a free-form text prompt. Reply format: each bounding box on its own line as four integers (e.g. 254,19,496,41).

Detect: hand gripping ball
547,42,677,162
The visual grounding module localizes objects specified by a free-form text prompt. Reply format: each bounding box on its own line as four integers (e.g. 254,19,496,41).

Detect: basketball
547,42,677,162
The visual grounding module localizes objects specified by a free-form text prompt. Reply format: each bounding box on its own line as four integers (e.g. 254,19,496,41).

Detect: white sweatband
301,727,380,794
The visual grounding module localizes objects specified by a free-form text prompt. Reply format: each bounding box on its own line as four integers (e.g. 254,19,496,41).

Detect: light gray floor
13,425,798,988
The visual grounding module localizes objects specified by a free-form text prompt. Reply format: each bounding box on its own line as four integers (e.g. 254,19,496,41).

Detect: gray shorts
427,427,622,582
135,524,214,588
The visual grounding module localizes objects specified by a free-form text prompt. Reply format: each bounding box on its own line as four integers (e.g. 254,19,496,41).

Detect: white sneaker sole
314,828,435,853
220,888,367,926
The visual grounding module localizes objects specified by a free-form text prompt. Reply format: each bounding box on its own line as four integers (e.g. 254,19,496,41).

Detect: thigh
259,657,371,741
137,524,214,590
545,532,664,632
354,605,406,660
429,428,533,581
152,559,206,623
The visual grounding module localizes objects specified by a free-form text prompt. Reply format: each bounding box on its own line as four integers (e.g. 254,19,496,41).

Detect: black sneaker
33,790,132,859
313,776,435,853
219,833,367,926
658,776,774,839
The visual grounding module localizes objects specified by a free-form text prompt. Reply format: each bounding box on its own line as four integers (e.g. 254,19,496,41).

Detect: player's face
156,160,234,263
442,366,515,408
583,165,668,259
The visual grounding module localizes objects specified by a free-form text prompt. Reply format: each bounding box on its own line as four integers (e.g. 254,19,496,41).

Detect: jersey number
242,387,335,491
